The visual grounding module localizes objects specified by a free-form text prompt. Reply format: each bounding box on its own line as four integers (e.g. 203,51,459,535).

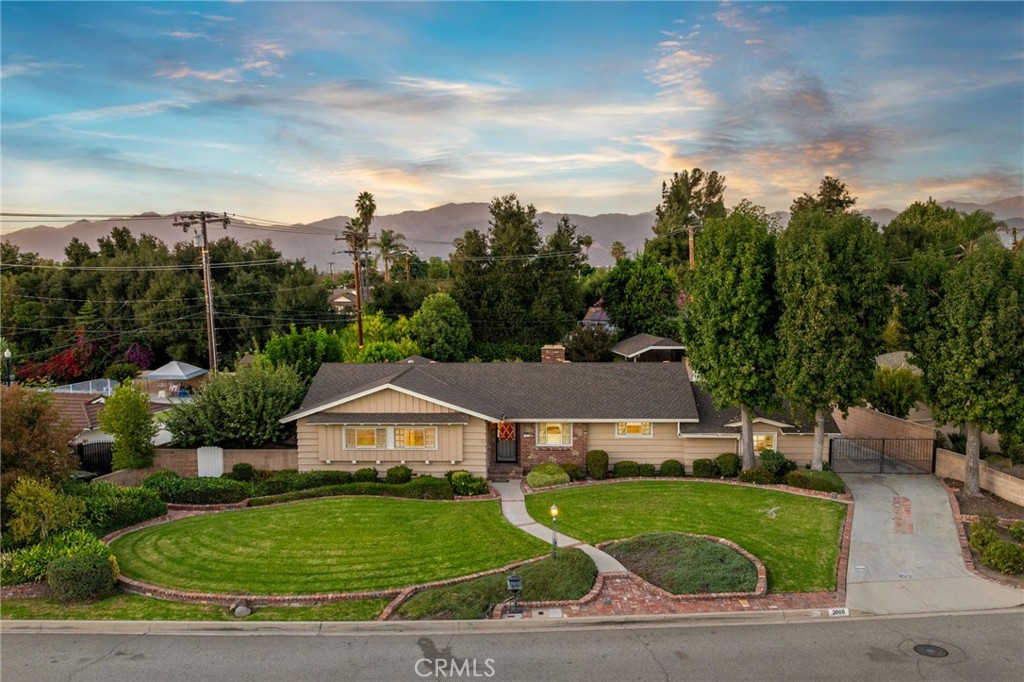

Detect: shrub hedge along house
280,352,838,478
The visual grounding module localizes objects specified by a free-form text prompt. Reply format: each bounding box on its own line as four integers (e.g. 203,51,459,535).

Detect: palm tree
610,241,627,262
355,191,376,233
372,229,407,283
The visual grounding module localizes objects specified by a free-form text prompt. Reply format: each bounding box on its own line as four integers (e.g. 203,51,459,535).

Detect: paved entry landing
844,474,1023,615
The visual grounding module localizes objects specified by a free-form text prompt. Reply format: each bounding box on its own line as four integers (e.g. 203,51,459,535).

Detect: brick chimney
541,344,566,364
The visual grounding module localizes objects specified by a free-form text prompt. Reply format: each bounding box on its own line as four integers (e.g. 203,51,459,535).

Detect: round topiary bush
46,552,117,602
560,463,584,481
968,525,999,554
714,453,741,478
353,467,379,483
659,459,685,477
526,462,571,489
385,465,413,485
229,463,257,483
692,459,720,478
757,449,796,481
586,450,609,480
612,461,641,478
737,467,775,485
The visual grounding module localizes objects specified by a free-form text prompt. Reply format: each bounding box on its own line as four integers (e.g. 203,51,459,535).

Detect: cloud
11,99,196,127
914,169,1024,201
1,61,78,79
157,65,242,83
165,31,206,40
714,2,761,32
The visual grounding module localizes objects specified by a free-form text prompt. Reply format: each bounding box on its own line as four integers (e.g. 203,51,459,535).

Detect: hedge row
248,475,454,506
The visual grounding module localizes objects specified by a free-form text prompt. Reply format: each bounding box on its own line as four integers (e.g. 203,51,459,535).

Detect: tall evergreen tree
776,209,889,469
646,169,727,278
681,201,779,470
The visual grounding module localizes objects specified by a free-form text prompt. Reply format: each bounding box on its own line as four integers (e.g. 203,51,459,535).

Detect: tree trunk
811,408,825,471
383,257,391,283
964,422,981,497
739,404,755,471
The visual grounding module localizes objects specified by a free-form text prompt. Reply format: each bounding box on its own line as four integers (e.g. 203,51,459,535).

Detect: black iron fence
829,437,935,474
77,441,113,475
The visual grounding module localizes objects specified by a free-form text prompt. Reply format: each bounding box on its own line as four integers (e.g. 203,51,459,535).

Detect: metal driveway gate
829,437,935,474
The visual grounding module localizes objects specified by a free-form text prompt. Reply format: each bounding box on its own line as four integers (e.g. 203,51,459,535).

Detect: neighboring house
281,354,835,478
329,287,373,313
49,392,110,446
611,333,686,363
580,298,615,333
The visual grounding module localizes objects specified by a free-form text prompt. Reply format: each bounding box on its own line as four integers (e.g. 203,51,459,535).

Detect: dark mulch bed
943,479,1024,521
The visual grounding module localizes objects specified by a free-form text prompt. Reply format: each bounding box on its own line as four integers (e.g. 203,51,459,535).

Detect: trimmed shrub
692,459,720,479
968,525,999,554
527,462,571,489
248,476,454,506
560,463,584,481
449,471,489,496
637,463,658,478
0,530,111,586
385,465,413,485
76,483,167,537
786,470,846,494
659,459,685,477
7,477,86,544
586,450,609,480
738,467,775,485
229,463,257,483
757,449,796,481
353,468,379,483
46,552,117,602
141,471,249,505
714,453,741,478
1009,521,1024,542
612,461,641,478
975,513,1001,531
980,541,1024,575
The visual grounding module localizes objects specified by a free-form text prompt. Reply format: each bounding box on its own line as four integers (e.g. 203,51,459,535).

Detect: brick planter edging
378,555,548,621
491,571,611,619
166,500,251,512
940,481,1024,591
522,476,854,504
593,532,768,599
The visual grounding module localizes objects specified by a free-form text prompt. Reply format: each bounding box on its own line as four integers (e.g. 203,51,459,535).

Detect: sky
1,1,1022,226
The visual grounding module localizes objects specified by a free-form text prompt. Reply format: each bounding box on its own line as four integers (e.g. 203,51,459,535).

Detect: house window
753,433,777,453
536,422,572,446
344,427,387,449
616,422,653,438
394,427,437,449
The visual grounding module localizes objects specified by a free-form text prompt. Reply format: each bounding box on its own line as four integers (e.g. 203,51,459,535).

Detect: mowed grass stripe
524,481,846,592
111,498,548,595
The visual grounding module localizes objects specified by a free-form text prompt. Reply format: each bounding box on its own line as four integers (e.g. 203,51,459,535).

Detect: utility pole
328,261,335,277
336,221,375,349
687,211,701,270
174,211,230,374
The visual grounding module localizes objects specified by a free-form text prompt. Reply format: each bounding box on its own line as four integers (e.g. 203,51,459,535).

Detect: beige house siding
682,437,738,461
295,387,489,476
588,423,684,466
324,389,456,414
777,433,830,466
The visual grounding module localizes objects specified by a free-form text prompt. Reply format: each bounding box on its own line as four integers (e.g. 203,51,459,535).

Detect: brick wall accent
223,448,298,471
518,423,587,471
832,406,934,441
935,448,1024,505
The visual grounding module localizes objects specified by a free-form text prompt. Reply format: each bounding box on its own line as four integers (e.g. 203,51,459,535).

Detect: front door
495,422,518,463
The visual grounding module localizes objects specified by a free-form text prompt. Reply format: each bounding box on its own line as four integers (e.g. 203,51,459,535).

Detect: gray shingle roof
677,386,839,435
611,333,685,358
286,362,700,423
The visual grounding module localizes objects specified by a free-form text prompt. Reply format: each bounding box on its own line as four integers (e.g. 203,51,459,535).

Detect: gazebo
140,361,208,397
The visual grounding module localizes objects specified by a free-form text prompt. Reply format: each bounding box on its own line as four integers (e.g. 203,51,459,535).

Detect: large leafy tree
790,176,856,217
165,361,306,448
99,380,158,470
646,169,727,278
914,239,1023,496
601,254,679,339
776,209,889,470
0,386,78,508
261,325,345,384
409,292,472,362
681,201,779,470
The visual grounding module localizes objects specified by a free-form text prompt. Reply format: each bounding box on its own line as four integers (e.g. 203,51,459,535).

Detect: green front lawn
525,481,846,592
111,498,548,595
0,594,388,621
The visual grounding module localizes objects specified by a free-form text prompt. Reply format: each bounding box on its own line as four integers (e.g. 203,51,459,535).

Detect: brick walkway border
940,481,1024,591
522,475,854,504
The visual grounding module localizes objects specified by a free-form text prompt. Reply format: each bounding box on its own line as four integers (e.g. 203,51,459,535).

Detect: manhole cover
913,644,949,658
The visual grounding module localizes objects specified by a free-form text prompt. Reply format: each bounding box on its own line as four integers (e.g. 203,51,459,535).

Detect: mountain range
3,197,1020,270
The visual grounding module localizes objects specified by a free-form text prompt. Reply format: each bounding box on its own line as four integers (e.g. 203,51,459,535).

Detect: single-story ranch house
281,352,838,478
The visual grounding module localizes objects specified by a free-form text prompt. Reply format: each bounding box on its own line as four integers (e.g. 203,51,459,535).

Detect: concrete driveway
844,473,1023,615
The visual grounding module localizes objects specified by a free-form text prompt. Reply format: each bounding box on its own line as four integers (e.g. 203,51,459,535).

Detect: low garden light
549,504,559,559
3,348,11,387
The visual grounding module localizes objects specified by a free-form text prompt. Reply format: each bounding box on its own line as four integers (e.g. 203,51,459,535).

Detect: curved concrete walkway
490,480,627,573
844,473,1023,615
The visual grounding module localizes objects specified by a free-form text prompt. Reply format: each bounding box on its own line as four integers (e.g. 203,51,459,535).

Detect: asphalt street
2,611,1022,682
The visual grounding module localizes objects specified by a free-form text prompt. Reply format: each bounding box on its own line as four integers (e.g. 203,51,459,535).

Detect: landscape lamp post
3,348,11,387
549,504,559,559
506,571,522,615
